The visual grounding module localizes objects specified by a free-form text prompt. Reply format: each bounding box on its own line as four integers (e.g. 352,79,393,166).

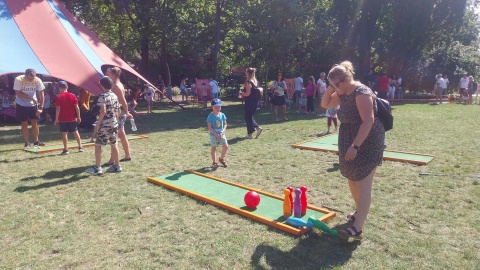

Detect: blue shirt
206,112,227,136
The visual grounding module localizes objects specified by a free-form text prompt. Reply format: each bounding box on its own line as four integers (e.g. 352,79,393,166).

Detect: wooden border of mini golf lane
22,134,148,154
147,170,336,236
291,134,434,165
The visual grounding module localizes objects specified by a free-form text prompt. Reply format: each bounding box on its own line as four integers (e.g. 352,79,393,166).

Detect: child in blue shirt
206,99,229,167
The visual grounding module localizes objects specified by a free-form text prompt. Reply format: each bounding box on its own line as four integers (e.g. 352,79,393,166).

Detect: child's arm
91,104,106,141
74,104,81,123
207,123,220,138
221,120,227,136
55,105,61,126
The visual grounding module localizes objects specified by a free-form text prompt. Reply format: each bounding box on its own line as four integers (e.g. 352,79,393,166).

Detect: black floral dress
337,85,385,181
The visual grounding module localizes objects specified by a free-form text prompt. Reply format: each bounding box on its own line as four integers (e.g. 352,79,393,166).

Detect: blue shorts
118,114,127,129
59,121,78,133
210,134,227,146
212,92,219,99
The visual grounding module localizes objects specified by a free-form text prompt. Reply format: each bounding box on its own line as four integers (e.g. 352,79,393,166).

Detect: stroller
78,96,100,130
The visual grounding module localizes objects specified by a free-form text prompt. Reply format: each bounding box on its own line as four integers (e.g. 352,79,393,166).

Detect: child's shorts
298,98,306,106
96,127,118,146
59,121,79,133
210,134,228,146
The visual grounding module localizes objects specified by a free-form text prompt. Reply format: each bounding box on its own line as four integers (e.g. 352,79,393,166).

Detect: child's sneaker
85,166,103,174
24,142,31,148
78,146,84,152
106,164,122,173
33,141,40,148
61,149,69,155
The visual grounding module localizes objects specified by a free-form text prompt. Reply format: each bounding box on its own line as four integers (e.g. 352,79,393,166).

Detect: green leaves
61,0,479,89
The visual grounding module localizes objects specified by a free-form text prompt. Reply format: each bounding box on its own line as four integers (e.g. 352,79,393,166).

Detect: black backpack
375,97,393,131
250,81,262,102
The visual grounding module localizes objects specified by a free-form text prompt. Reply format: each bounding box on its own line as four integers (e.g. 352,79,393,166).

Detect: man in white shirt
14,68,45,148
442,74,449,95
459,73,469,97
436,74,446,104
294,74,304,111
209,78,219,100
316,72,327,116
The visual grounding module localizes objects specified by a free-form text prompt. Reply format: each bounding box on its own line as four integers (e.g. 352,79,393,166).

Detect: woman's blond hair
327,61,355,83
107,66,122,78
246,67,257,85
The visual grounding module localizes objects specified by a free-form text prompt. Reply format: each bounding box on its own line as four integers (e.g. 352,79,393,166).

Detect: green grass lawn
0,99,479,269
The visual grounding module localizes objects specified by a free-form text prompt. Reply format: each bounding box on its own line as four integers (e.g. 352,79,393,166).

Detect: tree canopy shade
63,0,480,92
0,0,153,95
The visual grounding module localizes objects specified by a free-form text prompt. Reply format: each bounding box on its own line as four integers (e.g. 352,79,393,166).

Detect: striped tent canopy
0,0,151,95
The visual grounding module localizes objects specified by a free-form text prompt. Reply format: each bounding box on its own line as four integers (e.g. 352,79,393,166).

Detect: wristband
351,144,360,150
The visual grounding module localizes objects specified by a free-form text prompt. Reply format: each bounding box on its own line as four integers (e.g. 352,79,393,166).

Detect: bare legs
211,144,228,165
21,120,39,143
117,127,130,159
347,168,376,232
273,105,287,121
106,127,130,164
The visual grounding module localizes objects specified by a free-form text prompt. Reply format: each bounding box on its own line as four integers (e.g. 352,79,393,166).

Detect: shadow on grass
250,229,360,269
0,152,58,164
196,166,219,174
326,163,340,172
15,166,92,192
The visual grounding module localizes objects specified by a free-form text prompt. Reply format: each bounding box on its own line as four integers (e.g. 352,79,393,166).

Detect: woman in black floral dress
321,61,385,239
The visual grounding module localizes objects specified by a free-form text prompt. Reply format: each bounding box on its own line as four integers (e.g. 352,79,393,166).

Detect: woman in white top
316,72,327,116
269,72,288,121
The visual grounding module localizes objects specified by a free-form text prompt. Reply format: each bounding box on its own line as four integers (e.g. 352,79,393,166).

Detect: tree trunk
161,41,171,87
140,35,149,78
356,0,382,78
213,0,222,79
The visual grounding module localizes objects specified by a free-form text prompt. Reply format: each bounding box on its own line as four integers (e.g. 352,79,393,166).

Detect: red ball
244,191,261,208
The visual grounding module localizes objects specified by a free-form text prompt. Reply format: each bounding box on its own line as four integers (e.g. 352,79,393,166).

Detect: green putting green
148,170,335,235
23,134,148,154
292,134,434,165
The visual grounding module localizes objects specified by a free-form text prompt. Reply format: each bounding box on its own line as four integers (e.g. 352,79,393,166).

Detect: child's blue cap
57,81,68,88
211,98,222,107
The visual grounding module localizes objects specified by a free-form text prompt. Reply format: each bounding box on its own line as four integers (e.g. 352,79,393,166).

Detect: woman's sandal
212,162,219,168
339,226,363,240
219,158,228,167
346,211,357,223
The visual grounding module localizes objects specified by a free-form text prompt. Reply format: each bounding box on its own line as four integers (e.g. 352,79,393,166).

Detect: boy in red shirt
54,81,83,154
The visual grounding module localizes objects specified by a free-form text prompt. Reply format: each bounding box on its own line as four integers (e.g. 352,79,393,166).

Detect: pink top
306,83,316,97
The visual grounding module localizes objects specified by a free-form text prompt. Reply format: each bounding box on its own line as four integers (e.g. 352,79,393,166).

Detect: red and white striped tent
0,0,152,95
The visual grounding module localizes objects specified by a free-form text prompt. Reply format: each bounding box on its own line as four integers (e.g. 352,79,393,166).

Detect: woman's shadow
250,231,360,270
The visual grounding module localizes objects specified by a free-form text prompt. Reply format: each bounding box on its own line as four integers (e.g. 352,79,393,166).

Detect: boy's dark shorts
16,104,38,122
59,122,78,133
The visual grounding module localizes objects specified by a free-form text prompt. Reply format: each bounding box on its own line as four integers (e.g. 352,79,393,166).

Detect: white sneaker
85,166,103,174
255,128,263,139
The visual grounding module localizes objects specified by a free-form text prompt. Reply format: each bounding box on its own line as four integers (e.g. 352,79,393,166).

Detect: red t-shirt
55,92,79,122
377,76,389,92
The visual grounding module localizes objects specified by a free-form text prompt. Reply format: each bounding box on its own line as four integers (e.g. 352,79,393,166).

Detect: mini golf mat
292,133,434,165
23,134,148,154
148,170,336,236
